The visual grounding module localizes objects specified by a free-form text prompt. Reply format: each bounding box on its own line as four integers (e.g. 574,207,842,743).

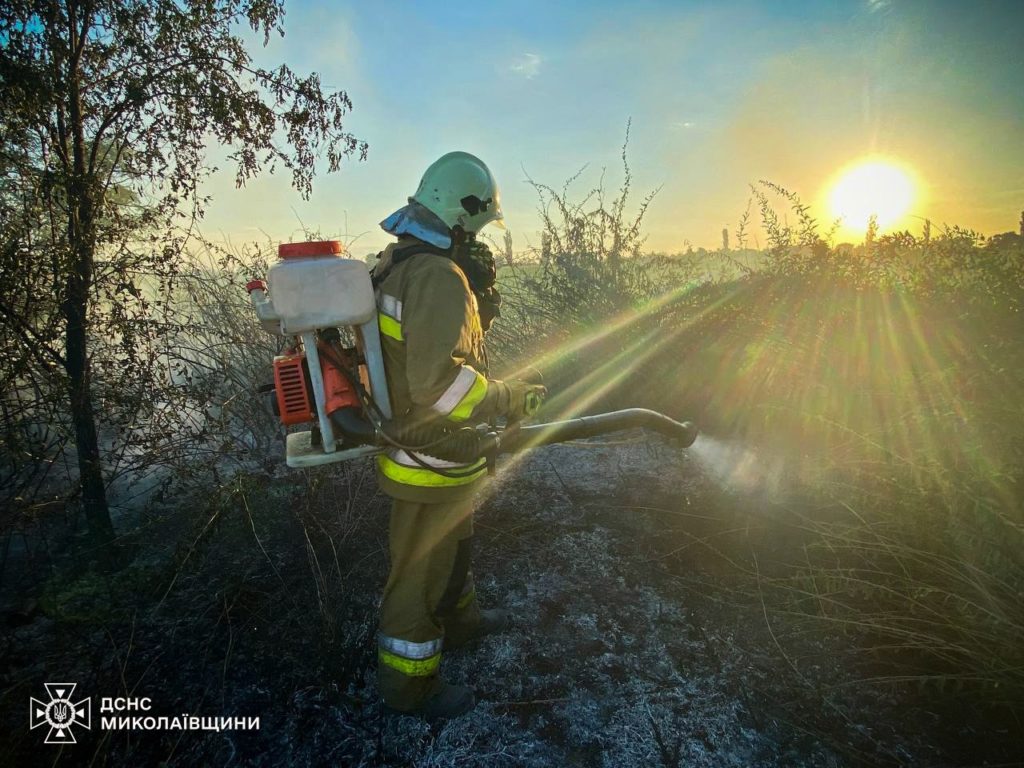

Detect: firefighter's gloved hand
503,380,547,422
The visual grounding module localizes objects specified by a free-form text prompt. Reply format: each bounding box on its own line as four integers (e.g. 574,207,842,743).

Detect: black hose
494,409,698,455
318,336,698,471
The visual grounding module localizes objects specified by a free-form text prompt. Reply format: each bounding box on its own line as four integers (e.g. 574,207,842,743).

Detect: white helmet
411,151,505,233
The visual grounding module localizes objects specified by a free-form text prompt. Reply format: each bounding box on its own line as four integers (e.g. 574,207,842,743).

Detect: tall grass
498,166,1024,714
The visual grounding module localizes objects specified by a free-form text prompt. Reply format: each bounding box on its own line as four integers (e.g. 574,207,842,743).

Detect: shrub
499,162,1024,714
495,126,703,419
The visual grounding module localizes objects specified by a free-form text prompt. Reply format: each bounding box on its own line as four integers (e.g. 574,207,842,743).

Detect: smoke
688,434,787,500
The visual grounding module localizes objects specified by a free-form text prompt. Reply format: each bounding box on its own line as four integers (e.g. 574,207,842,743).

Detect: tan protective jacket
373,238,510,503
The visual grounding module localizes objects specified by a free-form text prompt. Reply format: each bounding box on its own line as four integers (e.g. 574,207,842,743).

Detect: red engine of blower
272,345,362,427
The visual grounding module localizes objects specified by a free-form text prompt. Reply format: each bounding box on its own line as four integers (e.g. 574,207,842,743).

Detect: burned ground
0,437,1017,766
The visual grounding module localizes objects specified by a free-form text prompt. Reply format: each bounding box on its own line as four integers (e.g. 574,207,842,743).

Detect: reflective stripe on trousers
378,634,442,677
377,497,476,710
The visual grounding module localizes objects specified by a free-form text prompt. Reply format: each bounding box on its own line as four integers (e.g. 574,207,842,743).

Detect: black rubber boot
385,680,476,721
445,608,512,650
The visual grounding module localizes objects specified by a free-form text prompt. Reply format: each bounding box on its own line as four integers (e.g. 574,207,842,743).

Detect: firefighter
371,151,546,719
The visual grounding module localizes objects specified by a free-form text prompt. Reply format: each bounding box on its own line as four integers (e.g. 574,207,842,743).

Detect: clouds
507,52,542,79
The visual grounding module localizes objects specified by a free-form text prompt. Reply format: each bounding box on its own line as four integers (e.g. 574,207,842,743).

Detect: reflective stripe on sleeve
379,294,403,321
456,588,476,611
431,366,488,422
377,293,404,341
379,312,403,341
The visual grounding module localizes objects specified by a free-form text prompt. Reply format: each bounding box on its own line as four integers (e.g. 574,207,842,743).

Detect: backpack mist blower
247,240,698,469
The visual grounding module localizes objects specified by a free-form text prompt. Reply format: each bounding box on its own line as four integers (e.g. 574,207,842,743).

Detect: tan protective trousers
377,496,482,711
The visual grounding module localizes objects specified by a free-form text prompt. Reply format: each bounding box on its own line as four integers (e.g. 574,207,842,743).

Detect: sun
828,159,916,234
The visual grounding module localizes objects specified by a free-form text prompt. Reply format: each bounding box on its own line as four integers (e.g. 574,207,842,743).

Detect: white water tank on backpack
266,240,375,334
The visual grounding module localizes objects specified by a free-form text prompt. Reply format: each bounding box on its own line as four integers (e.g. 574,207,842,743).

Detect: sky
198,0,1024,255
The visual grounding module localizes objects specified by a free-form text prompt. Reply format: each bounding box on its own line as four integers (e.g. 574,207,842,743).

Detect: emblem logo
29,683,91,744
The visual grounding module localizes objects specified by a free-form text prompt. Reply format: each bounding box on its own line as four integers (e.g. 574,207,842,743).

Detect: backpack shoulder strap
371,241,452,287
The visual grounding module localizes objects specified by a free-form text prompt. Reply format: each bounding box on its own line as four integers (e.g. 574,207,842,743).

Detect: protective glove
501,380,547,422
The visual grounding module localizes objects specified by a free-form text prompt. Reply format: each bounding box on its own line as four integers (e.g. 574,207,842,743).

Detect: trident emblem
29,683,91,744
